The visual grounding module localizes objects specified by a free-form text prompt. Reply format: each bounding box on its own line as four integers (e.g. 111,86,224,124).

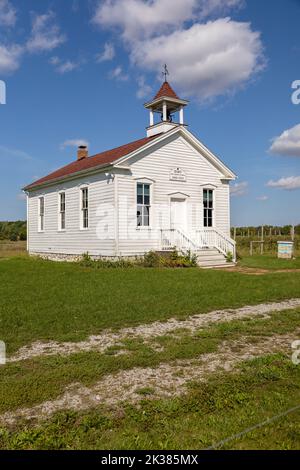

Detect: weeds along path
1,331,298,427
8,298,300,363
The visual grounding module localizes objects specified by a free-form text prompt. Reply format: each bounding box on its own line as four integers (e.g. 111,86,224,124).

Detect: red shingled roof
24,134,161,190
154,81,179,100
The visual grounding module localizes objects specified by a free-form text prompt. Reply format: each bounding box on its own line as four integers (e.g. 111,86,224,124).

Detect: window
59,192,66,230
81,188,89,229
39,197,45,231
137,183,150,227
203,189,214,227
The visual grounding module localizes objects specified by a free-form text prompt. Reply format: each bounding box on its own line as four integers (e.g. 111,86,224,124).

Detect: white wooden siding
28,173,115,256
117,134,231,255
27,133,231,257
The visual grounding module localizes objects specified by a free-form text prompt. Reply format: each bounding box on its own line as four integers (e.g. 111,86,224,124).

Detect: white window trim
135,179,154,230
79,185,89,230
57,191,66,232
38,196,45,233
203,188,215,229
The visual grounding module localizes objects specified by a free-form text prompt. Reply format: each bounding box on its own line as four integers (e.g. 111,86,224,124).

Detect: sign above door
170,167,186,182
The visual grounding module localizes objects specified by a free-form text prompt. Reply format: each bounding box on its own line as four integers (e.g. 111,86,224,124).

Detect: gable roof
115,126,237,180
24,134,161,191
154,81,179,100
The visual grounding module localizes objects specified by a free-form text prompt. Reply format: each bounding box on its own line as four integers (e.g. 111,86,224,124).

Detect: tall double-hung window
203,189,214,227
81,188,89,229
59,192,66,230
137,183,150,227
38,197,45,231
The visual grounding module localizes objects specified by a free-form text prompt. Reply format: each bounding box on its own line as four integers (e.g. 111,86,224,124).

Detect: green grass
1,354,299,450
1,257,300,353
239,255,300,270
0,308,299,414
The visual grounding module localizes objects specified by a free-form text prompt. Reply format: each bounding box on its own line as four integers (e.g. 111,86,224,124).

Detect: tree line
0,221,27,241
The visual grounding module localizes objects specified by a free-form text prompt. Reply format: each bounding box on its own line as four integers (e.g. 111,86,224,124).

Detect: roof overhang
144,96,189,113
23,163,114,192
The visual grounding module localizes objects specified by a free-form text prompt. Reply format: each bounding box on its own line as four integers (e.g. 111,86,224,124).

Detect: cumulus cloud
93,1,264,102
93,0,244,41
109,65,129,81
269,124,300,157
61,139,89,150
131,19,264,101
230,181,248,197
267,176,300,191
50,57,80,74
0,43,23,74
0,0,16,27
136,75,152,99
27,12,66,53
96,42,115,62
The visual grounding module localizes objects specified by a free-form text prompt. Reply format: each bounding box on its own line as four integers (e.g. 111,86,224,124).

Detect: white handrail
196,228,236,261
160,229,198,253
161,228,236,262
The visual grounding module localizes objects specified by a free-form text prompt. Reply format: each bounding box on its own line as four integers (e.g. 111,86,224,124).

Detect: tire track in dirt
1,331,298,426
8,298,300,363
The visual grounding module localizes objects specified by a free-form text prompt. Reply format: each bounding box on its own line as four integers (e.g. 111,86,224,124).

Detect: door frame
168,192,190,231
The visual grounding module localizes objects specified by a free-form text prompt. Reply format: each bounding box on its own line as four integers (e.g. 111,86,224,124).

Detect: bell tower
144,66,188,137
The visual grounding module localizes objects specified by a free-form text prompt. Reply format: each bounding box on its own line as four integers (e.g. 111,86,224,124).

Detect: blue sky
0,0,300,226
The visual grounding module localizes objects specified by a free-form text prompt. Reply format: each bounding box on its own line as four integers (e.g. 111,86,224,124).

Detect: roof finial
162,63,169,82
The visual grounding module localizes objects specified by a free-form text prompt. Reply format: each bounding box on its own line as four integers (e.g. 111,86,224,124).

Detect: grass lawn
1,354,299,450
239,255,300,270
1,256,300,450
0,308,299,414
1,257,300,353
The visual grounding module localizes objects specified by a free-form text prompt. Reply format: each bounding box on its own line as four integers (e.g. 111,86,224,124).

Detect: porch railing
160,228,236,262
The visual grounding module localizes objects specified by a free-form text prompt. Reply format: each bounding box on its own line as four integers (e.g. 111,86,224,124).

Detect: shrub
143,251,161,267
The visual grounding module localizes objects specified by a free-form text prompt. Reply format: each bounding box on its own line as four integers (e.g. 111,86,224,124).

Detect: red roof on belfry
24,134,161,190
154,81,179,100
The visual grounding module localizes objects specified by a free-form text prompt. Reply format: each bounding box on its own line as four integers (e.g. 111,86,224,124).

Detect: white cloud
61,139,89,150
96,42,115,62
27,12,66,53
267,176,300,191
131,19,265,102
136,75,152,99
93,1,264,102
0,43,23,74
269,124,300,157
93,0,244,41
109,65,129,81
256,195,269,201
230,181,248,197
0,0,16,27
49,56,80,74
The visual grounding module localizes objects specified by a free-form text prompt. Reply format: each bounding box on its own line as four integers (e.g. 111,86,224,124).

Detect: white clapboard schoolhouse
24,80,237,267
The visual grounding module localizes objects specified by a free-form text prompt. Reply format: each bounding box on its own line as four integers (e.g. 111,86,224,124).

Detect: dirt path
1,331,298,427
8,298,300,363
220,266,300,275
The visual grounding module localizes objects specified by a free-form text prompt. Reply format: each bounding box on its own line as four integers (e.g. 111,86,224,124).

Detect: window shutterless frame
136,182,151,227
58,192,66,231
81,187,89,229
203,188,214,228
38,196,45,232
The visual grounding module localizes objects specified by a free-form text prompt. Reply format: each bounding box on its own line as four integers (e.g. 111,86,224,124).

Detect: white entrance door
170,198,187,232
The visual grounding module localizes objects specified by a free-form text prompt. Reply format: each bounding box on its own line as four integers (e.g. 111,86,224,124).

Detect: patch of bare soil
8,299,300,363
1,331,298,427
219,266,300,275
